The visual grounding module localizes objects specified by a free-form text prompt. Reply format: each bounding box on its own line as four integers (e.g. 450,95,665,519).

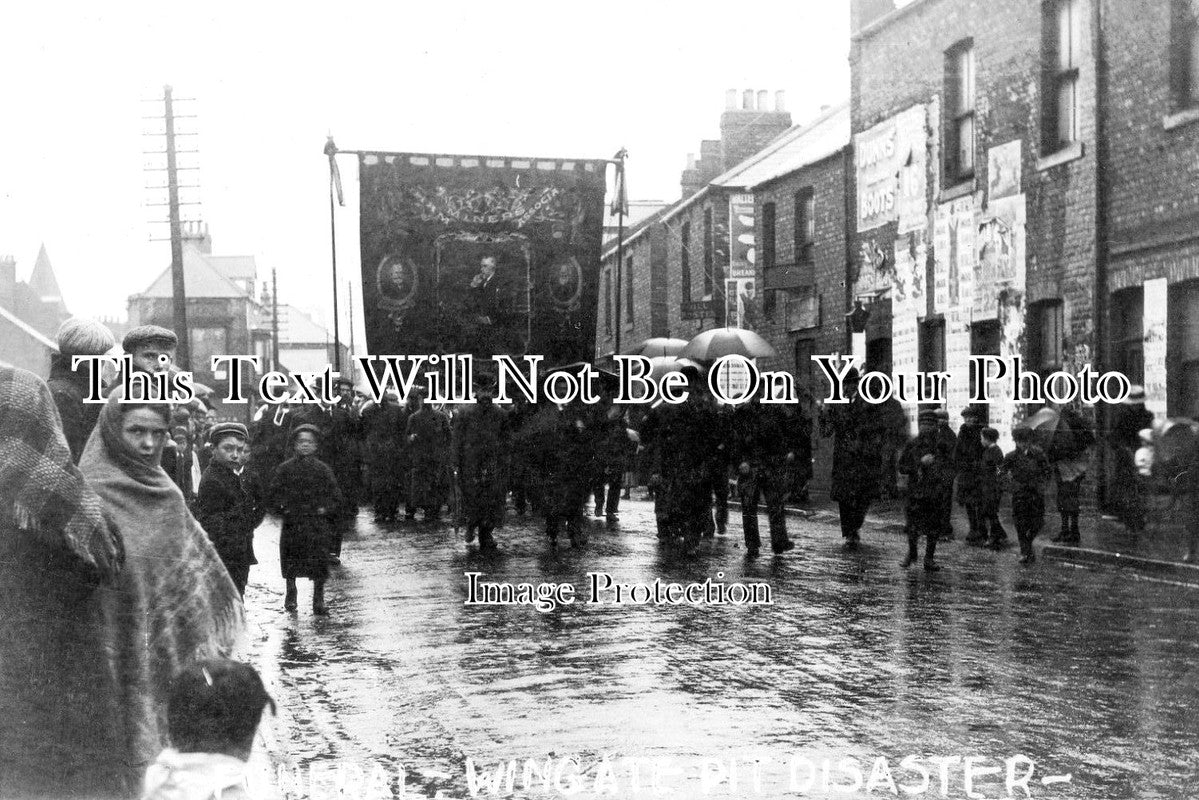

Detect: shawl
74,392,245,797
0,365,121,581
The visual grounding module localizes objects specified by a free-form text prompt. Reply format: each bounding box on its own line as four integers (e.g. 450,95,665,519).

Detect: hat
918,409,938,423
933,408,949,420
1124,385,1146,404
208,422,249,445
333,376,354,389
1138,428,1154,444
56,317,117,357
1012,426,1033,442
122,324,178,353
289,423,322,444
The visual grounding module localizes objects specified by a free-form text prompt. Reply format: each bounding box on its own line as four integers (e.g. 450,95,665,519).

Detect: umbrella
623,337,689,358
1155,418,1198,476
644,356,703,381
1017,407,1062,451
680,327,777,361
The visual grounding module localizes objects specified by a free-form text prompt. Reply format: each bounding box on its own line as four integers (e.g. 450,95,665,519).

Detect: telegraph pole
164,85,191,370
347,280,355,383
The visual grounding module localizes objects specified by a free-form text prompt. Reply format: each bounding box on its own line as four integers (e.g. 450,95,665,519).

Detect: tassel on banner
610,147,628,217
325,135,344,207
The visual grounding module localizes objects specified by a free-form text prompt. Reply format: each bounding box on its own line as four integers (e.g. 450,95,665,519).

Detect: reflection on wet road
244,501,1199,799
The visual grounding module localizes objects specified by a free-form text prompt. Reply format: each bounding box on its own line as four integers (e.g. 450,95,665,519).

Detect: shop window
1027,300,1064,371
1042,0,1082,151
1111,287,1144,385
1169,280,1199,417
1171,0,1199,109
946,40,976,182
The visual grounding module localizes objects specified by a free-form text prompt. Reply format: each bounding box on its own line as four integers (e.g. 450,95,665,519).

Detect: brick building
851,0,1101,444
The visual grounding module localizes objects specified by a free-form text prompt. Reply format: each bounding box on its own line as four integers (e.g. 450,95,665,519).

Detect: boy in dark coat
731,397,804,557
404,390,451,521
1002,426,1052,564
954,407,987,543
976,426,1008,549
269,424,343,614
194,423,265,597
897,409,956,571
452,374,510,552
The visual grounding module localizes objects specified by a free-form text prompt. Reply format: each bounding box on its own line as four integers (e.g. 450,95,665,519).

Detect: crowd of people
3,314,1195,799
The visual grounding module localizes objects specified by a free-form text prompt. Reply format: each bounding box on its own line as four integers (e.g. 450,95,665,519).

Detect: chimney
725,89,738,110
0,255,14,312
775,91,786,112
851,0,895,33
720,89,793,171
181,219,213,256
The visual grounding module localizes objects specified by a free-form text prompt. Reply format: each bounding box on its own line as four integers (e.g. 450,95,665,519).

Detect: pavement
236,496,1199,800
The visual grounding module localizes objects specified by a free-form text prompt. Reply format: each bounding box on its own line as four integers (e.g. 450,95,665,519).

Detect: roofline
749,144,852,190
600,206,673,260
0,305,58,351
852,0,938,42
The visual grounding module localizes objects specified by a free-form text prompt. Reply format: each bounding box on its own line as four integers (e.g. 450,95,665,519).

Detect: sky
0,0,851,350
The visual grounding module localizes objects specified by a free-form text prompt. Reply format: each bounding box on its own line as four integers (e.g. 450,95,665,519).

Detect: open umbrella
623,337,689,358
1017,407,1062,451
680,327,777,361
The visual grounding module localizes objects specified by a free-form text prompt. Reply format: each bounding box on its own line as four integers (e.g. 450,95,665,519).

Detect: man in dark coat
897,409,956,571
1107,387,1153,533
361,391,406,523
452,376,510,551
590,395,633,527
404,389,451,520
194,423,266,596
954,406,987,544
269,424,343,615
537,399,595,548
45,318,116,463
731,398,806,557
326,378,362,556
819,367,887,550
640,366,711,549
933,408,959,540
249,400,296,485
696,391,734,536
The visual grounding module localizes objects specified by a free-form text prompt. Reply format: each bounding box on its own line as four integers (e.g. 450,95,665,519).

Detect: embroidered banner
358,153,607,364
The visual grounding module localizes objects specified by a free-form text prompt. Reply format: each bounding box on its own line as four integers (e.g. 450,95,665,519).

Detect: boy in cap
1002,426,1051,565
141,659,275,800
976,427,1008,549
897,409,956,570
122,324,179,376
47,317,117,462
195,422,266,597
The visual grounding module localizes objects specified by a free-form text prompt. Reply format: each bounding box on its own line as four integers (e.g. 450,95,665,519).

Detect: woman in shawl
0,366,124,799
269,424,343,615
77,392,244,797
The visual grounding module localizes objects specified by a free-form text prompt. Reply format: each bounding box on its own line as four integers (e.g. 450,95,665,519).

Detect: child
269,424,344,615
976,427,1008,549
194,423,265,598
142,659,275,800
1002,427,1051,565
897,409,955,571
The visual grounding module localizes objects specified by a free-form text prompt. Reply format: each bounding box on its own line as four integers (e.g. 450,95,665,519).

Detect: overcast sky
0,0,850,348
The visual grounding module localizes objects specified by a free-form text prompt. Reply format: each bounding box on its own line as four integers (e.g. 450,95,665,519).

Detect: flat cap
122,324,178,352
208,422,249,444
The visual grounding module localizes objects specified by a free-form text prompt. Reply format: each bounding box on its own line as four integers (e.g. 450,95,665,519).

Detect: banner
728,194,756,281
358,152,607,364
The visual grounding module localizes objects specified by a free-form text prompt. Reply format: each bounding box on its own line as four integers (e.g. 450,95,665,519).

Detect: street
242,501,1199,800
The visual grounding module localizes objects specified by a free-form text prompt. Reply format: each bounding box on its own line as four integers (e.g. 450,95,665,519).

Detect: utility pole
164,85,191,370
325,136,343,374
347,280,355,383
271,267,281,371
612,148,628,357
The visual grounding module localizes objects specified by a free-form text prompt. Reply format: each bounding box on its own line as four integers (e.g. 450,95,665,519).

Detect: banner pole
326,136,342,375
612,148,627,357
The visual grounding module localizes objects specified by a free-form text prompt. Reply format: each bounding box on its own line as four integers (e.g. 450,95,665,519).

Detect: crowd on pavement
2,313,1196,799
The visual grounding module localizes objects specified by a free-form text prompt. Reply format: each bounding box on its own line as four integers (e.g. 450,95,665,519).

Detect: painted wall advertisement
729,194,756,281
854,105,927,233
974,195,1026,322
986,140,1022,202
933,197,974,316
892,230,926,436
1143,277,1168,423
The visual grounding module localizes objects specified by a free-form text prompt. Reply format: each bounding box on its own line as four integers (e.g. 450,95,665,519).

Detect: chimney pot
775,91,786,112
743,89,754,110
725,89,737,110
757,90,768,111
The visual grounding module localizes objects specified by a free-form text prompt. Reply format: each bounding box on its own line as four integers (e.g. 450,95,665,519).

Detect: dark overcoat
452,400,510,528
195,461,266,570
269,455,343,580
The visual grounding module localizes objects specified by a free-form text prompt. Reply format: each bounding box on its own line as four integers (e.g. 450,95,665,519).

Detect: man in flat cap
122,324,178,376
46,317,117,462
896,408,956,571
452,370,510,552
194,422,266,597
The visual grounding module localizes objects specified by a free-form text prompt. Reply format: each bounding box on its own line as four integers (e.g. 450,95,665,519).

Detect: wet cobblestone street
243,500,1199,799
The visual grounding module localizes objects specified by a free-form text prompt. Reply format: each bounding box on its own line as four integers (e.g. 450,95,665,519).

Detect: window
794,188,815,264
1043,0,1082,151
702,208,714,296
190,327,228,374
1028,300,1064,370
625,256,634,324
794,338,815,398
761,202,777,270
786,287,820,331
603,268,612,334
680,221,692,302
919,319,946,374
1111,287,1144,385
1171,0,1199,109
946,40,976,181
